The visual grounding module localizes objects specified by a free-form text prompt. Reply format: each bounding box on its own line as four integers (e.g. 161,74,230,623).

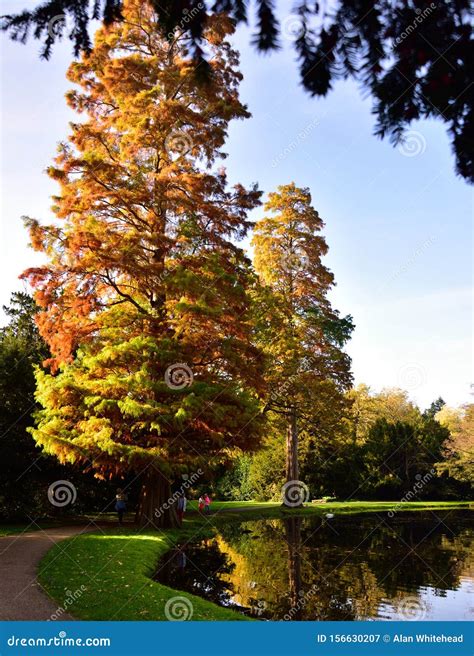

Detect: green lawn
38,520,244,621
0,521,65,536
36,500,471,621
187,499,270,512
188,499,473,524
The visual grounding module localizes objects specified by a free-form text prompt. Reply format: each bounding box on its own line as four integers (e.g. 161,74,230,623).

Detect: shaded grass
0,521,67,536
37,500,471,620
37,520,246,621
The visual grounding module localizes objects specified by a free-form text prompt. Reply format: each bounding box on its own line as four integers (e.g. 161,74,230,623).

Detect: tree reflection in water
154,511,474,620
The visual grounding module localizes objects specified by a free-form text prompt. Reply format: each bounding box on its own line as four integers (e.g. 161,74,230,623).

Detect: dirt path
0,525,93,620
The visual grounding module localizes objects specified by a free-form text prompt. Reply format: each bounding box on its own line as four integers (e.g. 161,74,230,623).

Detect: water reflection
154,511,474,620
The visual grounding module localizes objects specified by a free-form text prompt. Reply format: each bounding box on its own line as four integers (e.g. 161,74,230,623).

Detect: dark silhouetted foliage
2,0,473,182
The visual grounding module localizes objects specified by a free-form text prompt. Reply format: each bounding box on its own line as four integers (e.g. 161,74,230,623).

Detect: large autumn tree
252,183,353,506
22,0,264,527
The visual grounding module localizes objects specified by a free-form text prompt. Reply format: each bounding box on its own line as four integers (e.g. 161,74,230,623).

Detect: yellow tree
22,0,264,527
252,184,353,505
436,404,474,486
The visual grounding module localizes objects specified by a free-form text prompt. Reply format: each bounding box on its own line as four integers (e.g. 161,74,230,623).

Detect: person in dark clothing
176,493,187,524
115,488,127,525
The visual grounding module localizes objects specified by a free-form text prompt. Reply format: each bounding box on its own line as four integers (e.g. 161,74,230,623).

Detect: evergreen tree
0,293,119,520
252,183,353,506
22,0,263,527
423,396,446,419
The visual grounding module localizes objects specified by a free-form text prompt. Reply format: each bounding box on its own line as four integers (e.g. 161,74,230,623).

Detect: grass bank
37,500,471,621
38,521,241,620
0,521,68,536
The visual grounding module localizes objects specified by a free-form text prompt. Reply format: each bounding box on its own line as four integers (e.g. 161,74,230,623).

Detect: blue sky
0,1,472,409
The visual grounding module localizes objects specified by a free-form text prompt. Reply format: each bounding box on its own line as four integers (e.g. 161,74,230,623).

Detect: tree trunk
286,516,303,619
284,407,301,507
136,464,180,529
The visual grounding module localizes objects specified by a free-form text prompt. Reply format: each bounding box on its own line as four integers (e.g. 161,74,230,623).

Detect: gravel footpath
0,525,93,620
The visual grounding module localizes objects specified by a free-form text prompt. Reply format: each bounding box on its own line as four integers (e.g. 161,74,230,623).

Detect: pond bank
36,501,472,621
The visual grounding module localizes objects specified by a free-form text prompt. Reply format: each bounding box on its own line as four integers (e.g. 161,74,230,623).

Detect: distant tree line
216,385,473,502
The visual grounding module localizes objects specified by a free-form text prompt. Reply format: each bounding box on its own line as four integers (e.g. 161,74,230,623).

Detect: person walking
204,493,211,515
115,488,127,526
176,493,187,524
198,495,204,513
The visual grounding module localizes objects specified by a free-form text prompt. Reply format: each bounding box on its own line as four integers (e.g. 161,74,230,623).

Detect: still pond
155,510,473,620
